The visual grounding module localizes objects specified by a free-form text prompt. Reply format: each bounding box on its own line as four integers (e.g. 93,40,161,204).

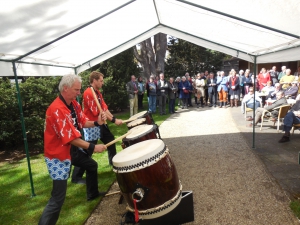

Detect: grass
0,96,171,225
290,200,300,219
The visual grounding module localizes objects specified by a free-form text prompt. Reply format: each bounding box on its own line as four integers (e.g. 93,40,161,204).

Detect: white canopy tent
1,0,300,196
1,0,300,76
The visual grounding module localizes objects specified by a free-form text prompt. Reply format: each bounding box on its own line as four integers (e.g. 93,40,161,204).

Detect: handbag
183,89,189,94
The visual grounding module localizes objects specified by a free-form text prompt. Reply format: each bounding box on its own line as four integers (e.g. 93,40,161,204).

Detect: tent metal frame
3,0,288,196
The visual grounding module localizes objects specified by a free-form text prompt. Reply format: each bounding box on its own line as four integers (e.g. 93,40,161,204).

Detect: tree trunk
133,33,167,79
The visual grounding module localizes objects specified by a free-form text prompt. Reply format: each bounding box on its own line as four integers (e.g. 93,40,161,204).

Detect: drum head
113,139,164,168
127,118,146,127
129,111,148,120
126,124,154,140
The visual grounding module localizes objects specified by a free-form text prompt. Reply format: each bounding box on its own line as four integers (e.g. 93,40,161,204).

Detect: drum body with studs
112,139,182,219
122,124,158,149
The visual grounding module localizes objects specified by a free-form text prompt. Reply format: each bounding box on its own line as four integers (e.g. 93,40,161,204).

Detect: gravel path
85,107,299,225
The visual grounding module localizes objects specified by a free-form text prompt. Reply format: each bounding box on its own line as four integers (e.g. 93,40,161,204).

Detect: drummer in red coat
72,71,123,183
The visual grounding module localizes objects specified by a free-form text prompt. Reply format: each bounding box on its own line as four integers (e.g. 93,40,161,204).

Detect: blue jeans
283,111,300,132
169,98,175,113
247,102,260,110
148,95,156,113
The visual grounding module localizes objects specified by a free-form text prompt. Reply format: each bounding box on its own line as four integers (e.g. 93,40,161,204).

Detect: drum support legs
139,191,194,225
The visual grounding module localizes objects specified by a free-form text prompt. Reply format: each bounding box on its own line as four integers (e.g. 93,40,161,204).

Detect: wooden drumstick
90,87,107,125
105,191,121,197
105,130,132,148
122,118,136,123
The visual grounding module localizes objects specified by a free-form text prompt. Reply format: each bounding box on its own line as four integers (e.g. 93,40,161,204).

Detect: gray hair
58,74,82,93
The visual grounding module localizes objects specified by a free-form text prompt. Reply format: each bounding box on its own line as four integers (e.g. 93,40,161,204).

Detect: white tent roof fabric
1,0,299,76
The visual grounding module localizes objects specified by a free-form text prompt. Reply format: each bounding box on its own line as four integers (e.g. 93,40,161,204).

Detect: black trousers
138,94,144,109
40,147,99,224
39,180,67,225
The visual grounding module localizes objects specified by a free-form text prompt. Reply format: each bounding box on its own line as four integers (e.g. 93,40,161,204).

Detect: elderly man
126,75,139,117
280,69,295,90
241,87,262,114
39,74,107,225
279,99,300,143
207,72,217,107
157,73,169,115
267,83,281,100
284,81,299,99
278,66,287,81
168,77,178,114
269,66,279,85
247,91,287,127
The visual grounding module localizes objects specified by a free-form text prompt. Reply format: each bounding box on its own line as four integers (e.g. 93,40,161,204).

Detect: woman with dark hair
137,76,145,109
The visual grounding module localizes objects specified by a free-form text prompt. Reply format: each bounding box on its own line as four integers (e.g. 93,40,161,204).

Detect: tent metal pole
12,62,36,197
176,0,299,39
252,56,257,149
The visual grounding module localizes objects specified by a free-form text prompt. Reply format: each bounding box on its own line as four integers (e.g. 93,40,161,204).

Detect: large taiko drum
122,124,158,149
113,139,182,219
127,111,154,129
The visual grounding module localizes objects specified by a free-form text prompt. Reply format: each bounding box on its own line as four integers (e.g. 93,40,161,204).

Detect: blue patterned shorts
45,157,71,180
83,126,101,141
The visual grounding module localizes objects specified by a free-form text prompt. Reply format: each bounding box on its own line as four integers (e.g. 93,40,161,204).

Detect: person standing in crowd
216,71,228,108
238,70,245,99
204,70,209,105
243,69,252,94
39,74,107,225
157,73,169,115
280,69,295,91
247,91,287,127
228,70,240,107
278,66,287,81
175,76,182,107
126,75,138,117
295,66,300,81
71,71,123,184
168,77,178,114
257,68,271,91
137,76,145,110
186,75,194,107
179,76,191,109
207,72,217,107
195,73,203,108
269,66,279,85
146,75,157,114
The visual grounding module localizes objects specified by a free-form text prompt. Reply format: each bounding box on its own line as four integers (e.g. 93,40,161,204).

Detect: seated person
261,81,275,95
247,91,287,127
278,99,300,143
241,87,261,114
267,83,281,100
279,68,295,91
284,81,299,99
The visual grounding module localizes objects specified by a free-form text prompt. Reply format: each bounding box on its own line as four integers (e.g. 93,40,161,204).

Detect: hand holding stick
105,129,132,148
90,87,107,124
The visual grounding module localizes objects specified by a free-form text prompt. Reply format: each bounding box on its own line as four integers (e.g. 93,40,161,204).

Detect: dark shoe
87,192,106,201
72,178,86,185
278,136,290,143
214,105,216,108
246,117,253,121
209,104,212,107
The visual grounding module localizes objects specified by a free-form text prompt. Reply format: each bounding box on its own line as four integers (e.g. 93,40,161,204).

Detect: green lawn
0,99,171,225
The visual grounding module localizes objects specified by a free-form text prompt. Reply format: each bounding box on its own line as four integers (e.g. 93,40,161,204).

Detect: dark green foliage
165,37,228,77
0,48,139,151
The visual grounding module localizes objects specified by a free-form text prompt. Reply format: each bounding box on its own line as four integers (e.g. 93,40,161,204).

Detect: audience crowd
128,65,300,143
